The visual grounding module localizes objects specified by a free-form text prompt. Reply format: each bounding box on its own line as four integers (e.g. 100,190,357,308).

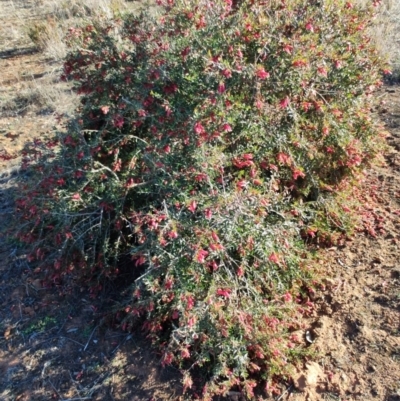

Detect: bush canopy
14,0,388,397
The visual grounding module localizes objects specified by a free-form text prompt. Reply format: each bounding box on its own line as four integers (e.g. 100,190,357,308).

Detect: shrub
14,0,388,398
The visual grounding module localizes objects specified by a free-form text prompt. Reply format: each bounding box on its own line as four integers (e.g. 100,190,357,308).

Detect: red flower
224,0,232,7
279,96,290,109
186,295,195,309
164,277,174,290
277,152,291,165
222,68,232,78
306,228,317,238
305,22,314,32
232,157,253,168
194,121,205,134
163,83,178,94
125,177,135,188
161,352,174,367
167,230,178,239
218,82,226,94
334,60,342,69
222,123,232,132
204,208,212,219
283,292,292,302
100,105,110,114
188,200,197,213
181,348,190,359
317,66,328,77
236,179,247,190
256,67,270,80
195,173,207,182
196,249,209,263
196,15,206,29
217,288,232,297
292,168,305,180
211,232,220,242
134,255,146,266
255,99,263,110
268,252,280,264
71,193,81,201
113,114,124,128
283,44,293,54
332,109,343,118
209,243,224,251
181,46,190,59
292,59,308,68
210,260,218,271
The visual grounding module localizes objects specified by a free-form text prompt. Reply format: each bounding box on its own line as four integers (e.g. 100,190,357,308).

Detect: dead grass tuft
24,0,128,60
375,0,400,80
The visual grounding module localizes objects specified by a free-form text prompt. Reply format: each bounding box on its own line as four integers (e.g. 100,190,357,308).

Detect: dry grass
0,0,159,118
346,0,400,80
0,0,137,170
23,0,158,61
25,0,130,61
375,0,400,77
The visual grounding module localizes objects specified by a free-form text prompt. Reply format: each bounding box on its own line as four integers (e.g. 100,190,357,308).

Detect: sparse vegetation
21,315,58,336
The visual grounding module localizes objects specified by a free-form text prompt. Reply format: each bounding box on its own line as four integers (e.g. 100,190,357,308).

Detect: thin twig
275,384,293,401
83,325,98,352
93,161,120,181
47,379,62,399
57,308,73,334
110,333,132,355
60,336,85,348
83,370,112,394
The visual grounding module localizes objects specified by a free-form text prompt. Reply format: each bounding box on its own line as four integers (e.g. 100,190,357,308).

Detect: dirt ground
0,0,399,400
287,87,400,400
